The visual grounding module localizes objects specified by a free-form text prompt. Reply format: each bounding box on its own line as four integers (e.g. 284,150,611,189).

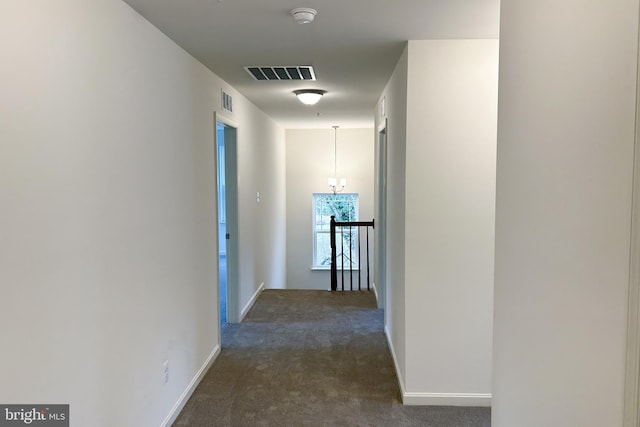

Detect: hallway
173,290,490,426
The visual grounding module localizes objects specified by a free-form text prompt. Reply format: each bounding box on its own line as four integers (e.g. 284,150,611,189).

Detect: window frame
311,193,359,270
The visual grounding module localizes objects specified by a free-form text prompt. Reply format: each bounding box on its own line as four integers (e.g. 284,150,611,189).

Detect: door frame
214,112,240,326
623,29,640,425
376,119,388,312
625,123,640,427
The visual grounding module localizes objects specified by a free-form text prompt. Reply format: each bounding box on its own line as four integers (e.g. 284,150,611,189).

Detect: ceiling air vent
244,66,316,81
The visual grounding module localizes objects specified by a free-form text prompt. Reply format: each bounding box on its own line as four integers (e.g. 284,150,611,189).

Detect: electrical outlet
163,360,169,384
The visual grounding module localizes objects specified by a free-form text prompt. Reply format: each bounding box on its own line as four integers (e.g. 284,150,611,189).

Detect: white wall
286,128,374,290
376,40,497,406
235,105,287,304
403,40,497,404
493,1,637,426
375,46,409,387
0,1,285,426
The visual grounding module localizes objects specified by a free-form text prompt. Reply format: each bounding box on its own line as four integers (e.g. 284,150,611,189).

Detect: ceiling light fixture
294,89,326,105
290,8,317,24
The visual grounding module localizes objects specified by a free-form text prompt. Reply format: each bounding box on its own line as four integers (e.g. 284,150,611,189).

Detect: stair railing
330,216,374,291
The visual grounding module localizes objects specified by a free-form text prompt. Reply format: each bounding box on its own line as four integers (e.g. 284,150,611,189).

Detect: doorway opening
216,123,227,323
376,120,388,311
216,115,239,324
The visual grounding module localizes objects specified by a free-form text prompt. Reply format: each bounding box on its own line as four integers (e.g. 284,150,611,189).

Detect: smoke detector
291,8,317,24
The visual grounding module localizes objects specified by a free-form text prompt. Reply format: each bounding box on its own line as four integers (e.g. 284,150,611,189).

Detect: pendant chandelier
328,125,346,195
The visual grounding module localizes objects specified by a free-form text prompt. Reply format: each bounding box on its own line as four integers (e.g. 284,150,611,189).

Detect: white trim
624,8,640,425
215,111,238,128
372,281,379,304
625,152,640,427
375,119,388,311
385,325,406,398
310,267,362,271
312,193,359,270
160,344,221,427
402,392,492,407
384,326,491,408
214,112,240,323
240,282,265,320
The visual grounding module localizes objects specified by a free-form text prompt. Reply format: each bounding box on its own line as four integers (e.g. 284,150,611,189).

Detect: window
313,193,358,269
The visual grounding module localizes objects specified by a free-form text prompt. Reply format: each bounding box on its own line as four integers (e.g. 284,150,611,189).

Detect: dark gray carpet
173,290,490,426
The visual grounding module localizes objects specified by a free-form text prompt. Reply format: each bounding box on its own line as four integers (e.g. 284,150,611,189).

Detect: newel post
330,215,337,291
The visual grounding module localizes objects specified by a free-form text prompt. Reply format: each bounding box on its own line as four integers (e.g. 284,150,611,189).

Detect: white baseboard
372,281,379,304
384,326,491,407
402,392,492,407
240,282,264,320
161,344,221,427
385,325,407,397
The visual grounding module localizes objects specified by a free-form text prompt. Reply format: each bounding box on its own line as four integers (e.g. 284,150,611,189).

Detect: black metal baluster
358,226,362,291
349,226,353,291
366,225,370,291
330,220,374,292
341,226,344,291
330,216,337,291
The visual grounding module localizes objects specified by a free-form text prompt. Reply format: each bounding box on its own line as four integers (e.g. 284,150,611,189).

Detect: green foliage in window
313,194,358,268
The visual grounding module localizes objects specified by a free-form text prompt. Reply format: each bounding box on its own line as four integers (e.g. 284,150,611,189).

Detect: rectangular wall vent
222,90,233,113
244,66,316,81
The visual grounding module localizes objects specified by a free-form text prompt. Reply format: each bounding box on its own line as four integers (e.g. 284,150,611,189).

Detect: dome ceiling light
293,89,326,105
